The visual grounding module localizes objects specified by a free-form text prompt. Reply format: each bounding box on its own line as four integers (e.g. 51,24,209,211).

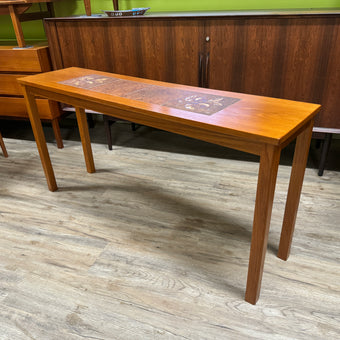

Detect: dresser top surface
44,8,340,21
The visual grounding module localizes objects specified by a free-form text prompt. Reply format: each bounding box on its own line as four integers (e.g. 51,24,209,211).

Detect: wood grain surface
0,131,8,157
0,97,55,119
0,135,339,339
44,13,340,129
18,67,320,146
0,44,51,73
0,74,26,96
18,67,319,304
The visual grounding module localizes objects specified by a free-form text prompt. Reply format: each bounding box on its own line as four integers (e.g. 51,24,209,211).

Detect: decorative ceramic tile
60,75,115,89
163,91,240,115
60,75,240,115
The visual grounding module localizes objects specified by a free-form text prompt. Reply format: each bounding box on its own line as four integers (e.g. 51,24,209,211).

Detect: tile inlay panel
60,75,240,115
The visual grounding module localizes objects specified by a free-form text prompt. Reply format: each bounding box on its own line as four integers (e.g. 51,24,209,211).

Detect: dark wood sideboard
44,10,340,169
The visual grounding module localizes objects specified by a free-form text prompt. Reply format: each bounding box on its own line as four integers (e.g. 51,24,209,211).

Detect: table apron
26,86,275,156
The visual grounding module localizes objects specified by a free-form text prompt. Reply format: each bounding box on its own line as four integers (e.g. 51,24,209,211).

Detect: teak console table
44,10,340,174
19,67,320,304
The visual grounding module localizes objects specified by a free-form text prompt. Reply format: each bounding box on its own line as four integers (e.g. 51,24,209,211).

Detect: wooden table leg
49,100,64,149
245,144,281,304
75,107,95,173
51,118,64,149
0,132,8,158
8,5,26,48
22,86,57,192
83,0,91,16
278,120,314,261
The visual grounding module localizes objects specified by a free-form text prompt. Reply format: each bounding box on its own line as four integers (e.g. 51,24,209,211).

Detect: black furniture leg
86,113,95,128
104,115,120,150
318,133,332,176
315,139,321,149
103,115,138,150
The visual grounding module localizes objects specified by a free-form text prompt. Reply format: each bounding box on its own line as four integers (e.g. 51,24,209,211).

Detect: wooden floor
0,120,339,339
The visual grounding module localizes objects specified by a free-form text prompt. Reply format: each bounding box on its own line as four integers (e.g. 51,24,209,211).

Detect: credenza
44,9,340,169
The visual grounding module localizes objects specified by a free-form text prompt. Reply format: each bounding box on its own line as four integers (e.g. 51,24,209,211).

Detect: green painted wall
1,0,340,41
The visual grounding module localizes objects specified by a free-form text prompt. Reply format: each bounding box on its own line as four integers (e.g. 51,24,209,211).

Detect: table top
18,67,320,145
0,0,56,5
0,41,47,48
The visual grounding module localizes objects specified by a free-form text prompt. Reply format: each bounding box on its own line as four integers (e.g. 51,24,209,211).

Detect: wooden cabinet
44,10,340,131
204,15,340,131
138,19,203,86
45,18,203,86
0,42,64,148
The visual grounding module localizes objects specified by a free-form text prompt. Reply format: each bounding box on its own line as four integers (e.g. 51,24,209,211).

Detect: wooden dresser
0,42,64,148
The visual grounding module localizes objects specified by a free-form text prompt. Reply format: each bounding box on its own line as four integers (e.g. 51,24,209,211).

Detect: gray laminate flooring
0,118,339,339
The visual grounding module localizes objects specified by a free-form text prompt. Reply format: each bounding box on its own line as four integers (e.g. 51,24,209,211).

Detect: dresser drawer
0,74,28,95
0,97,59,119
0,44,52,72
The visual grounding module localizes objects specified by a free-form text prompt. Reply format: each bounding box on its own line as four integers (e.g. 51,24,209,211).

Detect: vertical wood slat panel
207,16,340,129
44,14,340,129
44,20,64,70
315,18,340,128
50,19,203,87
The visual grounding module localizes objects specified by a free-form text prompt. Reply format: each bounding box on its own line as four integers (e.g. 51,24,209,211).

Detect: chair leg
0,132,9,158
318,133,332,176
103,115,115,150
315,139,321,149
87,113,95,128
